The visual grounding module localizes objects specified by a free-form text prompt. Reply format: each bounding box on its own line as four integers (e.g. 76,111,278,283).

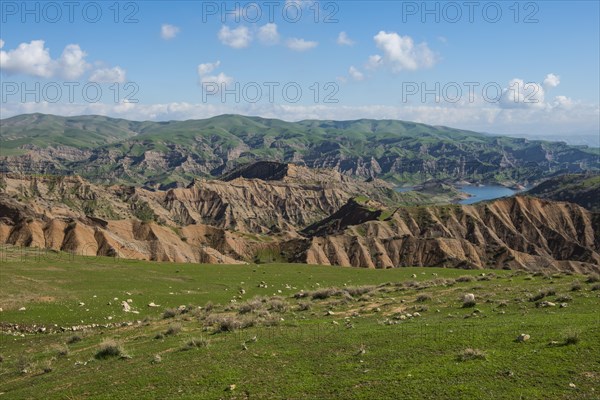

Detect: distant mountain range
1,113,598,186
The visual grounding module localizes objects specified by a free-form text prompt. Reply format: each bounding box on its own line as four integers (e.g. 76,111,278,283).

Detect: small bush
16,354,32,374
297,301,311,311
163,308,178,319
416,294,432,302
184,337,210,350
95,339,126,359
204,301,214,312
462,300,477,308
55,344,69,357
238,297,265,314
311,288,340,300
456,275,475,283
345,286,375,297
563,331,581,346
571,282,582,291
165,323,182,336
586,273,600,283
267,298,288,313
67,334,82,344
555,294,572,302
591,283,600,291
154,332,165,340
457,348,487,361
40,360,53,374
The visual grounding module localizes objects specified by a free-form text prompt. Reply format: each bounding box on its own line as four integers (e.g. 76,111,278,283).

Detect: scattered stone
560,303,568,308
569,383,576,389
411,274,417,278
147,302,160,307
326,310,335,316
126,299,133,304
539,301,556,307
463,293,475,302
413,312,421,317
332,321,339,325
226,384,236,392
78,302,85,306
152,354,162,364
18,307,26,311
121,301,131,312
516,333,530,342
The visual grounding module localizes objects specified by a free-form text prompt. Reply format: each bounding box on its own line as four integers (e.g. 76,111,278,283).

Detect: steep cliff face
1,169,598,272
292,197,600,272
0,164,398,234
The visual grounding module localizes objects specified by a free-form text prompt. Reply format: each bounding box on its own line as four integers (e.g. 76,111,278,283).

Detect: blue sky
1,0,599,138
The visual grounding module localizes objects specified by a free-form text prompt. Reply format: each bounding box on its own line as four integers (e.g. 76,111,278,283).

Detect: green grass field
1,246,599,399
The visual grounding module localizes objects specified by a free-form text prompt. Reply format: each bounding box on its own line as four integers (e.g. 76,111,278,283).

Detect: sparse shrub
205,315,245,332
497,300,509,308
297,302,311,311
416,294,432,302
530,288,555,302
152,354,162,364
586,273,600,283
165,323,182,336
55,344,69,357
154,332,165,340
204,301,214,312
555,294,573,302
162,308,178,319
40,360,53,373
563,331,581,346
95,339,126,359
16,354,32,374
67,334,82,344
457,348,487,361
456,275,475,283
591,283,600,291
184,337,210,350
571,282,582,291
311,288,340,300
238,297,265,314
462,300,476,308
267,298,288,313
345,286,375,297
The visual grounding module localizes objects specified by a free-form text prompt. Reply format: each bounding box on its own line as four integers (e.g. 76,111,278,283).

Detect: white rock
19,307,26,311
121,301,131,312
517,333,530,342
147,302,160,307
463,293,475,302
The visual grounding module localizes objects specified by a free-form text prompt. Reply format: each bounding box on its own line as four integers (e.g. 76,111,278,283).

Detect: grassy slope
0,247,599,399
2,114,598,185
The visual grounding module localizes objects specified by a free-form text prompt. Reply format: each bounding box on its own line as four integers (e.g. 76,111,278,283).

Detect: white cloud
218,26,252,49
197,61,221,76
200,72,234,87
337,32,354,46
0,39,4,49
0,40,89,79
543,73,560,88
286,38,318,52
552,95,574,109
365,55,383,70
258,23,280,45
348,66,364,81
1,40,53,77
373,31,436,72
161,24,180,40
57,44,89,79
89,66,127,83
500,78,545,109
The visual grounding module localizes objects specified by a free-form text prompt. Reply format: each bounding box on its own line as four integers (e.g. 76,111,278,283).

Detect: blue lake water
458,186,518,204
